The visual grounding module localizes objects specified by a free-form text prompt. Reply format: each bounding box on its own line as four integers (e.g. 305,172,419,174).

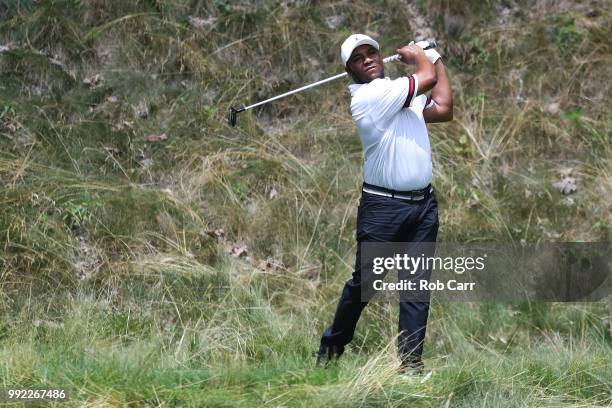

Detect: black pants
319,187,439,364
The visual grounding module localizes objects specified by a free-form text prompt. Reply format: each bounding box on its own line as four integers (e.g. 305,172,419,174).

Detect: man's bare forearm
430,60,452,119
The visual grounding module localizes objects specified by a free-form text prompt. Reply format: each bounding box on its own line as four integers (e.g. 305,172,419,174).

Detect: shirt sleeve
424,96,435,110
366,75,418,127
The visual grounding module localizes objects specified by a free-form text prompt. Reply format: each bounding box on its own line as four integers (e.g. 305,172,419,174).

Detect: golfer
317,34,453,374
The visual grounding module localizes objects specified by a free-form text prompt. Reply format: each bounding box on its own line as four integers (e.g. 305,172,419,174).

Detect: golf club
227,40,437,126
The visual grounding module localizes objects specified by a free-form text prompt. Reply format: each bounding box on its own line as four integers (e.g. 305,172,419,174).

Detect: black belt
362,182,433,201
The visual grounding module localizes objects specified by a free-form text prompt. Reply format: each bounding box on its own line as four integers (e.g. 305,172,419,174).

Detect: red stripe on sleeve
408,75,415,105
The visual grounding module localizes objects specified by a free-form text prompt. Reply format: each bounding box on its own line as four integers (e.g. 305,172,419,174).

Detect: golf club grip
383,40,437,63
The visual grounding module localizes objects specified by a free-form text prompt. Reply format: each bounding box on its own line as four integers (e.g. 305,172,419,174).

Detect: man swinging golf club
316,34,453,375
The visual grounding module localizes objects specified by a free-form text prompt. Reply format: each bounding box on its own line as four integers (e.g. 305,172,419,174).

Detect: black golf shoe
315,344,345,367
399,359,425,377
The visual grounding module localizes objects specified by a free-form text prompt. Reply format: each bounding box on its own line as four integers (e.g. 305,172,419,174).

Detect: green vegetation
1,0,610,406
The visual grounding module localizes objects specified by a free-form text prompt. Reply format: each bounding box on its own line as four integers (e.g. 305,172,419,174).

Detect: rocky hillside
0,1,610,406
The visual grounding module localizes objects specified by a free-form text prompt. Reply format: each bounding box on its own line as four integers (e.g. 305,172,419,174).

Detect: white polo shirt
349,74,434,191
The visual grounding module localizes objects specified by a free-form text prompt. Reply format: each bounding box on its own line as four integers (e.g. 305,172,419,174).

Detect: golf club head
228,106,238,127
227,106,246,127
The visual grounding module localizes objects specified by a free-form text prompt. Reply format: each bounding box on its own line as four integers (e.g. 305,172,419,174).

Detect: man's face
345,44,384,84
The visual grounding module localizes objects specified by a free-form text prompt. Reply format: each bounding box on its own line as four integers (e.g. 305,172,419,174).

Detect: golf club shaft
241,71,348,112
239,41,436,113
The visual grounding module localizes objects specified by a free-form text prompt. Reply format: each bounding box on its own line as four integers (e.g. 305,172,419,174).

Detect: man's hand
396,42,426,65
396,41,436,98
415,40,441,64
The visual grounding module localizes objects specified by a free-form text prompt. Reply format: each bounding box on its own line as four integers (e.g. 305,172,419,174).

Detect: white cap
340,34,379,67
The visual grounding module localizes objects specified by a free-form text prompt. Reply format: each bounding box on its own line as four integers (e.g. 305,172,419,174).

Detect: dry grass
0,0,610,406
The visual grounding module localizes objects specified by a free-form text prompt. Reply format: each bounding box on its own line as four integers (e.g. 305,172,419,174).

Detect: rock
561,196,575,206
231,243,248,258
585,9,601,18
257,258,284,272
553,168,577,194
247,201,258,215
0,42,17,53
73,232,101,280
546,102,560,114
543,229,561,239
324,15,344,29
134,100,149,119
33,319,64,329
144,133,167,142
49,57,64,67
188,16,217,29
83,74,102,87
205,228,225,239
104,146,121,155
488,333,508,344
139,158,154,169
268,188,278,200
553,177,577,194
402,1,435,40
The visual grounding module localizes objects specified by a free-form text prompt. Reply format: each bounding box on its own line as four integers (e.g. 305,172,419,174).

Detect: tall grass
0,0,610,406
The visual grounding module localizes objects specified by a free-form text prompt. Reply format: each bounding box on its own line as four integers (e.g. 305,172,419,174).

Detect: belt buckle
397,193,419,201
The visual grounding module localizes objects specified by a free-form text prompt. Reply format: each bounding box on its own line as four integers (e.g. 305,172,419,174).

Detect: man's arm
396,44,437,107
423,59,453,123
